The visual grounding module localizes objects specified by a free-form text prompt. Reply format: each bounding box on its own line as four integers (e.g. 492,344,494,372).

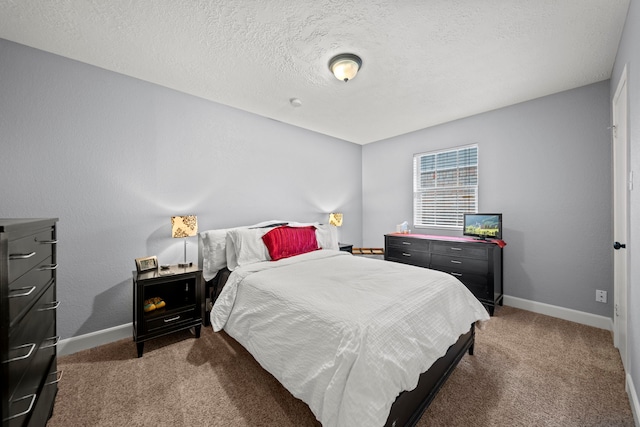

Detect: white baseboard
58,323,132,357
502,295,613,331
628,374,640,427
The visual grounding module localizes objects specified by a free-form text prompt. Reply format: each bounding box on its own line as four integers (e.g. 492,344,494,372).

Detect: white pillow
315,223,339,250
200,228,233,281
226,227,272,270
200,220,287,280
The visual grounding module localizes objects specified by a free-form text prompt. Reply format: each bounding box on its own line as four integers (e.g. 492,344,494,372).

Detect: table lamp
171,215,198,267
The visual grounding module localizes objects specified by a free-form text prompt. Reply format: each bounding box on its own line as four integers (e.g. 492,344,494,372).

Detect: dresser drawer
431,254,488,275
145,305,197,333
385,246,430,267
8,228,56,283
386,236,430,252
6,284,57,400
24,359,58,427
448,272,490,300
8,255,56,328
6,324,56,427
431,242,488,259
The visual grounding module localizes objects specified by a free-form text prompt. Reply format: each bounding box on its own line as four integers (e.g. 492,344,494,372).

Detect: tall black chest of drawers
385,233,503,315
1,219,59,427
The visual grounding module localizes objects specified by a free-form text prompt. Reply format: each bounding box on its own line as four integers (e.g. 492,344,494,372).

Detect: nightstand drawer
431,254,488,275
431,242,488,259
145,305,197,333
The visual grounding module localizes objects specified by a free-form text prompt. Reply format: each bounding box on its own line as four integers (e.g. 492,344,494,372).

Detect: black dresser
1,219,59,427
385,233,503,315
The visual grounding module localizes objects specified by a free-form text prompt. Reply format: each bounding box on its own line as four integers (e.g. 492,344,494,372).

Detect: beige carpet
48,306,634,426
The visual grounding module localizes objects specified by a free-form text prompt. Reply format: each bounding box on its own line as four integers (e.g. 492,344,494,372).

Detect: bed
199,221,490,427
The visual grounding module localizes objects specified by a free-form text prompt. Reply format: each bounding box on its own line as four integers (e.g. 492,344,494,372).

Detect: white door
612,65,629,371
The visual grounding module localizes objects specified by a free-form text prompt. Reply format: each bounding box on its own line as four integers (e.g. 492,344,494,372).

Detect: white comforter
211,250,489,427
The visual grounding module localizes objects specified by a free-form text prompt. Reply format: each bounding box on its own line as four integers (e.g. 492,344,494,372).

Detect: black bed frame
200,247,476,427
384,325,474,427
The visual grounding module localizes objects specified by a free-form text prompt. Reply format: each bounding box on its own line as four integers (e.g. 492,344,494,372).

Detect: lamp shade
171,215,198,238
329,213,343,227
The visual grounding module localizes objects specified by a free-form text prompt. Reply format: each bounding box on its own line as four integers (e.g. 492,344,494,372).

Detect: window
413,145,478,229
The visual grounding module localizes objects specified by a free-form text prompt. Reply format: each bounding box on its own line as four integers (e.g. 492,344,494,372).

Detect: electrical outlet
596,290,607,303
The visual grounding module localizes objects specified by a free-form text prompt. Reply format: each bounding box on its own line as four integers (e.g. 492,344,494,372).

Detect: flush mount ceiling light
329,54,362,82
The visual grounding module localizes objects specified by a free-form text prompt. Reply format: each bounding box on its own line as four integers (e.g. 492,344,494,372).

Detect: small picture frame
135,256,158,273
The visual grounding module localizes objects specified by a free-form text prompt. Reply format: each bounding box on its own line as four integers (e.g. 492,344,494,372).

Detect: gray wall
611,0,639,410
0,34,625,349
362,81,613,317
0,39,363,340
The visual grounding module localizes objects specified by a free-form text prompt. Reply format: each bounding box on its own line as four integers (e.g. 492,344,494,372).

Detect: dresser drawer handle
38,300,61,311
402,242,411,245
450,247,462,251
9,251,36,260
38,263,58,271
37,239,58,245
402,253,412,257
46,370,64,385
8,286,36,298
3,394,36,421
41,336,60,349
451,272,463,277
4,343,36,363
450,260,462,264
164,315,181,323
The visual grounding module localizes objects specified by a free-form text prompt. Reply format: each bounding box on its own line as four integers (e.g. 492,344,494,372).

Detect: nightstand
339,243,353,253
133,265,203,357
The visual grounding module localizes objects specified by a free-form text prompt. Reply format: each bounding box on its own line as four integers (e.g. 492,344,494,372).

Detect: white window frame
413,144,478,229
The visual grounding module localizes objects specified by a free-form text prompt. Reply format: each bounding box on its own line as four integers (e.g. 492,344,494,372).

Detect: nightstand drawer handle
451,272,463,277
164,316,181,323
402,242,411,245
9,251,36,260
402,253,412,257
450,247,462,251
46,370,64,385
9,286,36,298
450,260,462,264
38,300,61,311
4,343,36,363
39,263,58,271
4,394,36,421
41,336,60,349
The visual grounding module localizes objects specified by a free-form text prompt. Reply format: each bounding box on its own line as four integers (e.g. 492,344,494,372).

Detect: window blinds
413,145,478,228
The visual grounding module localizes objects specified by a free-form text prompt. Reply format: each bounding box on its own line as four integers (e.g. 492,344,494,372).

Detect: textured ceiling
0,0,630,144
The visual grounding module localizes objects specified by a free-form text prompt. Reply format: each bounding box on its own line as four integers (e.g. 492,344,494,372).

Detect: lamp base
177,262,192,268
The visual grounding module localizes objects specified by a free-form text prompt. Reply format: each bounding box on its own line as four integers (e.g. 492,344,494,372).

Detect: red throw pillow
262,226,319,261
